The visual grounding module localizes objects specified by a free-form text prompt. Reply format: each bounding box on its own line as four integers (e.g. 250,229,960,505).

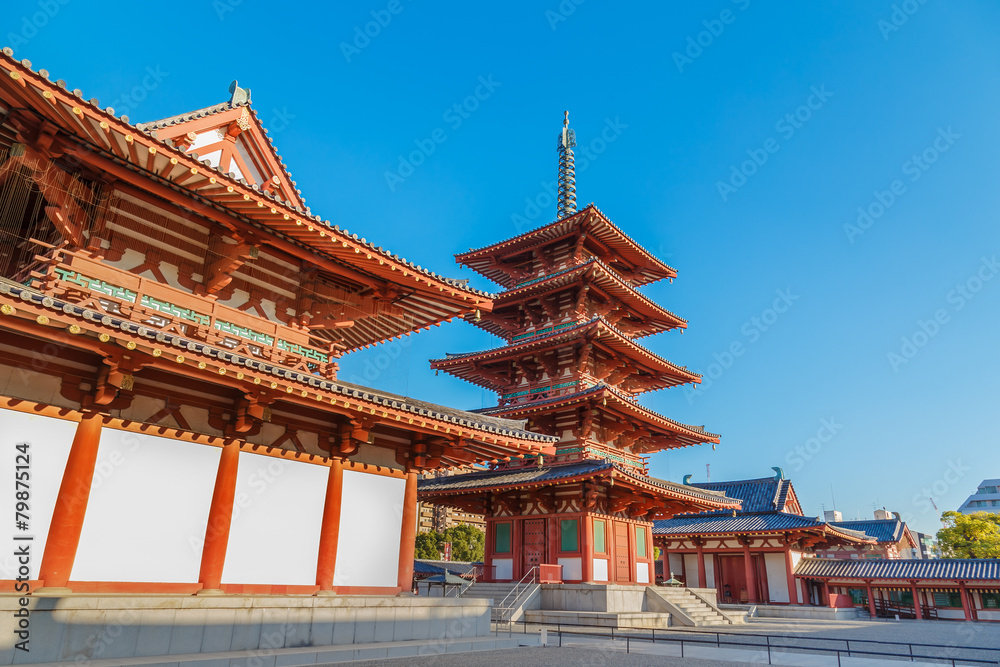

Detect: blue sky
8,0,1000,535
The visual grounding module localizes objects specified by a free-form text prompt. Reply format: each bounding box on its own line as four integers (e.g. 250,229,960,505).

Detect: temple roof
137,82,305,210
652,511,872,543
829,519,908,544
1,279,558,455
0,50,494,352
686,476,802,515
477,383,720,449
430,317,701,393
472,259,687,340
795,557,1000,582
456,204,677,288
418,459,741,509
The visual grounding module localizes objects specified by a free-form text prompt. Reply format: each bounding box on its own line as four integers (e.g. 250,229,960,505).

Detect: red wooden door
614,522,630,583
523,519,546,576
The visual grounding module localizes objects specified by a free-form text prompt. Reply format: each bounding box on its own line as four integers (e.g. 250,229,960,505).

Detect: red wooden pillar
823,581,833,607
866,580,876,618
696,540,707,589
198,440,240,591
38,413,104,589
547,516,559,577
397,471,418,591
959,581,973,621
315,458,344,591
659,544,669,585
484,520,495,583
910,581,922,620
742,540,757,603
784,547,799,604
801,579,811,605
582,514,593,583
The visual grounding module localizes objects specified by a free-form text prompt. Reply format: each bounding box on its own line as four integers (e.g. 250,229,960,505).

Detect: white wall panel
704,554,715,588
764,553,789,603
221,452,327,585
73,429,220,582
0,409,76,580
493,558,513,580
332,470,405,588
558,557,582,581
682,554,699,587
636,562,650,583
593,558,608,582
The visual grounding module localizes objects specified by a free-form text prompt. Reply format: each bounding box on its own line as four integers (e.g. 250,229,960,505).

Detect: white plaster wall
764,553,789,603
593,558,608,582
636,563,650,583
0,409,76,579
682,554,699,587
221,452,327,585
558,557,582,581
494,558,513,580
704,555,715,588
73,429,220,582
332,470,405,588
937,609,966,620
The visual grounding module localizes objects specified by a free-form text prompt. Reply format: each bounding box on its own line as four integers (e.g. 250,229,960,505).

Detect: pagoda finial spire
557,110,577,219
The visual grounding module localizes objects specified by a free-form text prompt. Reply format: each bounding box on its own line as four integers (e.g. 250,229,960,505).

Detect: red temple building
420,114,741,586
653,470,875,605
0,47,556,622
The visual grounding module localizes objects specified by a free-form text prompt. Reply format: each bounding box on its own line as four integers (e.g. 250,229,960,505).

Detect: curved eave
0,50,490,352
0,281,557,462
472,260,686,339
430,317,701,393
456,204,677,288
482,384,720,447
419,462,740,512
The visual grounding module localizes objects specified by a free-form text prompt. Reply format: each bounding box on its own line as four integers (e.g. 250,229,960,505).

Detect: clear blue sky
8,0,1000,535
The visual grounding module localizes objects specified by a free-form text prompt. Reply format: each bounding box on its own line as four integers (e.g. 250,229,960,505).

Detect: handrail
494,566,538,624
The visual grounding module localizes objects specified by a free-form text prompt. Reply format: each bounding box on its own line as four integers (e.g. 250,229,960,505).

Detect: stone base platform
524,609,671,629
0,593,492,665
720,603,863,621
23,635,541,667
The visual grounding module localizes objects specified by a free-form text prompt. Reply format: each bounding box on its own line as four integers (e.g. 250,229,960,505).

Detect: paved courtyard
341,618,1000,667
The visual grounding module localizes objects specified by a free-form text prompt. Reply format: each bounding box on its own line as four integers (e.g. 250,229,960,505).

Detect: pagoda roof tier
430,318,701,394
0,279,557,469
472,259,686,340
418,459,742,518
0,50,492,353
477,383,720,452
457,204,677,289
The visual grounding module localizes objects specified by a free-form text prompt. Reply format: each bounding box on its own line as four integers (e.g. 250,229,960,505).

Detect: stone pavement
343,618,1000,667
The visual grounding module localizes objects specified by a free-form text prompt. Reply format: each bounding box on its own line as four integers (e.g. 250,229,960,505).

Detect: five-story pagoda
419,114,739,586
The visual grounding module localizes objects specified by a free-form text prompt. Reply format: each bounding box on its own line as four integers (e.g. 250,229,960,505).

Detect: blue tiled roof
830,519,905,544
795,557,1000,582
413,559,479,577
653,511,869,541
686,477,792,513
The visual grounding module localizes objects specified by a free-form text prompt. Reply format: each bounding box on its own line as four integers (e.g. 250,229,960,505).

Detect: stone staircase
463,582,541,622
648,587,743,626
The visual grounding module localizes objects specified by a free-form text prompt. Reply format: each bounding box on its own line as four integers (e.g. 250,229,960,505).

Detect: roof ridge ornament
228,79,251,106
557,110,577,219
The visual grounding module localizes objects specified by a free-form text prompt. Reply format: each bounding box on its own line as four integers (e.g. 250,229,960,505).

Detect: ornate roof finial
228,80,251,106
557,110,577,219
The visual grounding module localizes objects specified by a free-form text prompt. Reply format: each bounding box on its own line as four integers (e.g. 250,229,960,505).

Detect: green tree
442,524,485,562
936,511,1000,558
414,531,443,559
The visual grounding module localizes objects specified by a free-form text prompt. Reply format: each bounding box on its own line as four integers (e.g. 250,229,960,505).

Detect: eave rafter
0,51,496,353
